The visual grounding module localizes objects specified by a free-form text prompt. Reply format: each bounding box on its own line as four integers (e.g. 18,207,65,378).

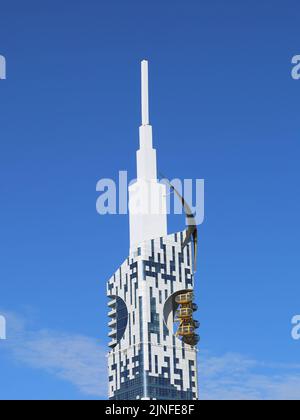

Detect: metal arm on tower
160,174,198,272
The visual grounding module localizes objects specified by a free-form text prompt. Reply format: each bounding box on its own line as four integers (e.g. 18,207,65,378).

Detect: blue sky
0,0,300,400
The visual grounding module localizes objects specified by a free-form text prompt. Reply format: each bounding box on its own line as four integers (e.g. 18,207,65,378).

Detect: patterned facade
107,232,198,400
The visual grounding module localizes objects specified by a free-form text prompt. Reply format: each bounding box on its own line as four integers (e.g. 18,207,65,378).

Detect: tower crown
128,61,167,250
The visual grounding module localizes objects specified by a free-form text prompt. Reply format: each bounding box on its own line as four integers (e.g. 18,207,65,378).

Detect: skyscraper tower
107,61,199,400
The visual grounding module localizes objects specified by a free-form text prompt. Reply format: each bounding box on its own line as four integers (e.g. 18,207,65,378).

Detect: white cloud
199,351,300,400
12,331,107,397
1,311,300,400
1,311,107,398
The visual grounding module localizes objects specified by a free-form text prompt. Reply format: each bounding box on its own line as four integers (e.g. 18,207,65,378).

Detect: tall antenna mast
141,60,149,125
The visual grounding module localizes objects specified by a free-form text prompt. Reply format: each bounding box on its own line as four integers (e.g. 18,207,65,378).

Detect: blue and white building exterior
107,61,199,400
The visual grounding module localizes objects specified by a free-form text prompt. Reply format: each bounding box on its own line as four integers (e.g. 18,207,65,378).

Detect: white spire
137,60,155,179
141,60,149,125
128,60,167,251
